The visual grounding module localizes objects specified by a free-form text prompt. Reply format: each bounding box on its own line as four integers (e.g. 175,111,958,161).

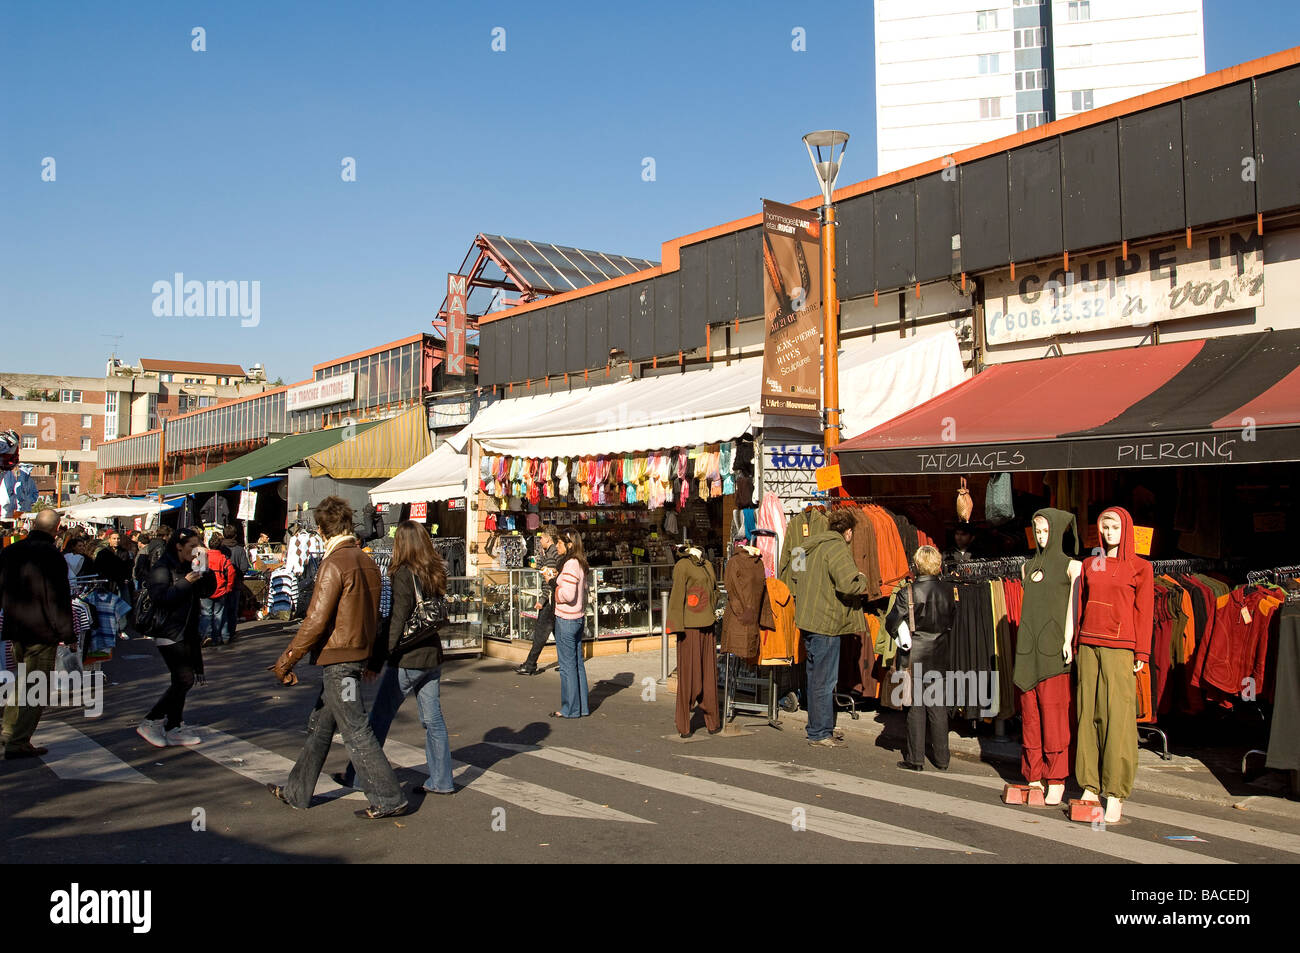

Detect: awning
305,405,433,480
472,330,965,459
368,441,468,505
60,498,168,520
837,329,1300,476
220,476,284,492
156,422,379,495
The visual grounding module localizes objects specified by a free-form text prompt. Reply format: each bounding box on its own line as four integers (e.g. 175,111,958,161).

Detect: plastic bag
56,642,83,675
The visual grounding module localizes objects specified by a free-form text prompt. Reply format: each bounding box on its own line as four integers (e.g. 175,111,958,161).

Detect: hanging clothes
778,506,828,588
720,549,769,662
1267,601,1300,772
758,578,799,665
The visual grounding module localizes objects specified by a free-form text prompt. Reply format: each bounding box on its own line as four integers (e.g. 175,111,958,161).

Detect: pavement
2,618,1297,864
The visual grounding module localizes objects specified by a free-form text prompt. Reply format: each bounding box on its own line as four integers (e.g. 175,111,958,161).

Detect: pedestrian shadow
447,722,553,785
587,671,634,714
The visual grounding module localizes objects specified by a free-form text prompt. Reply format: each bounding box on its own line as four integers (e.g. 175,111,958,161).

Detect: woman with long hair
334,520,455,796
137,527,216,747
550,529,590,718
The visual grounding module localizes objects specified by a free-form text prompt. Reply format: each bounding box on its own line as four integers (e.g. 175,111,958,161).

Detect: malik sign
446,274,468,375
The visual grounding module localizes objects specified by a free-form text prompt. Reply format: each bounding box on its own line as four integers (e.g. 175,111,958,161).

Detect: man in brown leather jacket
266,496,408,818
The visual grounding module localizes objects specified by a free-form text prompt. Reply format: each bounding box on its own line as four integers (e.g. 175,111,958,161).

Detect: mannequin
667,547,721,738
1076,506,1154,824
1013,508,1081,807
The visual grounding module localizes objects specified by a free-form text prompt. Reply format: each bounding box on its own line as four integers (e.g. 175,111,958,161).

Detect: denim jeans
223,588,241,641
554,616,589,717
283,661,404,811
342,665,454,794
199,597,226,643
802,632,841,741
524,601,556,667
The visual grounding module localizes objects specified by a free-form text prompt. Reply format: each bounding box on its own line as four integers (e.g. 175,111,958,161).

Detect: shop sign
984,229,1265,346
428,398,472,429
237,490,257,521
447,497,465,510
760,199,822,418
446,274,467,375
287,374,356,413
133,517,142,532
410,501,428,522
766,445,826,471
814,464,842,491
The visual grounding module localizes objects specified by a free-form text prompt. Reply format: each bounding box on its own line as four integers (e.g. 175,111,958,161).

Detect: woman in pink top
550,530,590,718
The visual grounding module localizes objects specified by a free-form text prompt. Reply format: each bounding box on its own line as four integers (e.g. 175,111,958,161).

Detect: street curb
749,702,1300,821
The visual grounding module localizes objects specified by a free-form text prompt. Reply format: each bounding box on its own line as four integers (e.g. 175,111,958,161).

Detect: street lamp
56,449,65,508
802,130,849,454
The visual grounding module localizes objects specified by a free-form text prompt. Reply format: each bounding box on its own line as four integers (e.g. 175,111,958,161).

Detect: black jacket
147,552,216,669
93,546,132,585
886,574,957,675
373,565,444,671
0,530,74,647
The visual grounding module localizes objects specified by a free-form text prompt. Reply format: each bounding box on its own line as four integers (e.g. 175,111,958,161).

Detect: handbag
956,477,973,523
391,575,447,663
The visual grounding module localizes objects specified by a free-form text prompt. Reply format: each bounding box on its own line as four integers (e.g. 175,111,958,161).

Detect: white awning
59,497,168,521
473,330,966,458
368,442,468,505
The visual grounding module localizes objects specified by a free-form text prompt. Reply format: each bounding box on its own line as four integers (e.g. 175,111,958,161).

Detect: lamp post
802,130,850,455
56,450,65,508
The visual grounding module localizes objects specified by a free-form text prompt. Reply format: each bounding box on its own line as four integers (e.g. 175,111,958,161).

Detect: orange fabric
759,578,801,665
1136,663,1155,724
866,506,910,597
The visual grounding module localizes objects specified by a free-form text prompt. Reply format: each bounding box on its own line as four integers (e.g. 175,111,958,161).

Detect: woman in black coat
886,545,957,772
136,528,216,749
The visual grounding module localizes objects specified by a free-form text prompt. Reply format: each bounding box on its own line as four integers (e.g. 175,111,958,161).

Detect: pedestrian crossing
17,720,1300,862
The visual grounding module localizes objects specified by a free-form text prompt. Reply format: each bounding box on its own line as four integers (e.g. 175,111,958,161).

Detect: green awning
156,422,379,495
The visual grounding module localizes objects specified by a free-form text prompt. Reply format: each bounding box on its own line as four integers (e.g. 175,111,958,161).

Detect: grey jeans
283,661,405,811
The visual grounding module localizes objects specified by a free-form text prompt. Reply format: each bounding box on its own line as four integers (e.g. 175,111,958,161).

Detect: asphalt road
4,620,1299,865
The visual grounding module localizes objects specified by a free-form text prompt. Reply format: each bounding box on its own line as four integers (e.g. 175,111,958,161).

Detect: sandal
266,783,301,809
549,711,565,718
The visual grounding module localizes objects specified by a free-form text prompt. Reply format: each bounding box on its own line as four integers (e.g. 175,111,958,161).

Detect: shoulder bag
391,574,447,663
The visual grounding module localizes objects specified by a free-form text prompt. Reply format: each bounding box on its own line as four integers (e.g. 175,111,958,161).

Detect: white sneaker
136,718,168,748
165,726,201,747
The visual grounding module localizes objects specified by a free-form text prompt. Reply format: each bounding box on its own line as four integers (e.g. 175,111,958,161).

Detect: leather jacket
886,575,956,638
272,538,381,681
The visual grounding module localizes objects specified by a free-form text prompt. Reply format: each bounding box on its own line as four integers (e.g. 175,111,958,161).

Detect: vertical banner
760,199,822,418
237,490,257,522
133,517,143,532
446,274,468,375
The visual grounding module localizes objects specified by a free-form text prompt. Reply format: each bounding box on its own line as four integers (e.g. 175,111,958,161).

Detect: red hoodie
1078,506,1155,662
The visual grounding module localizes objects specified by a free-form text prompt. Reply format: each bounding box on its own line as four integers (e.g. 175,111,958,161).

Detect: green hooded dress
1013,507,1079,692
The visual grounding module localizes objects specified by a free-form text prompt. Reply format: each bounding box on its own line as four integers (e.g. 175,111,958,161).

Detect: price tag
1240,605,1252,625
588,518,597,525
632,547,645,557
650,533,659,539
815,464,842,492
1132,526,1153,556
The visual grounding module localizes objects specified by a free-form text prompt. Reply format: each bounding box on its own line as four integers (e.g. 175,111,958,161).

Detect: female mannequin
1013,509,1081,807
667,546,721,738
1076,506,1154,824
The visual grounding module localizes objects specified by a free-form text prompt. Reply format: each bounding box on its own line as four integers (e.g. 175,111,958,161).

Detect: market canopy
156,422,379,495
471,330,964,459
368,441,467,505
305,405,433,480
60,497,168,521
836,329,1300,476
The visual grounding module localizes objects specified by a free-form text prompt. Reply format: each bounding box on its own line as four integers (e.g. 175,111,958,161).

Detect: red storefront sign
446,274,467,375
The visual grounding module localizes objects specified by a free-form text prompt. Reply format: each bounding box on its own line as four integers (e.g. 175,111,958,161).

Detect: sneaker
136,718,168,748
808,737,846,748
165,726,201,747
514,663,537,676
779,692,800,713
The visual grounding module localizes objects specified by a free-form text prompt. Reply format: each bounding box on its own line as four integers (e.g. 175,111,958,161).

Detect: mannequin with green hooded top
1013,507,1081,807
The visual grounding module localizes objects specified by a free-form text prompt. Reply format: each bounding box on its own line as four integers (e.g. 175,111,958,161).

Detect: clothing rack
943,556,1027,581
1150,557,1219,574
783,494,933,505
1246,565,1300,586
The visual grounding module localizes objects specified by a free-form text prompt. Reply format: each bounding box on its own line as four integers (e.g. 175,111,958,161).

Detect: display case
440,576,484,657
481,569,512,642
510,568,548,642
648,563,675,636
592,565,652,638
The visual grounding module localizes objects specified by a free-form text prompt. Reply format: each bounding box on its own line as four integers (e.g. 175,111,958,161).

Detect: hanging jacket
1014,507,1079,691
759,578,800,664
720,549,770,661
666,552,718,632
778,507,829,588
1079,505,1155,662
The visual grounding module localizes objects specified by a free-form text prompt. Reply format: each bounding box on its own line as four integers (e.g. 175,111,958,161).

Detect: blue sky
3,1,1296,382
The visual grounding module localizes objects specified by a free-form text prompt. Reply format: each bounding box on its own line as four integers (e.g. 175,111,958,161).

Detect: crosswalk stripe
924,769,1300,857
189,727,365,800
486,743,990,851
685,757,1230,865
378,738,653,823
33,722,154,785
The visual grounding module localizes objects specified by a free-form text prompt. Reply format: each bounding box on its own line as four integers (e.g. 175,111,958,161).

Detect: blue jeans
284,661,404,811
343,665,454,794
224,588,241,641
803,632,841,741
199,597,226,643
554,616,589,717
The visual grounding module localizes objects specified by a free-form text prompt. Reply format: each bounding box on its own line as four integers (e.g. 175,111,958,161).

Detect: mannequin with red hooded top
1076,506,1155,824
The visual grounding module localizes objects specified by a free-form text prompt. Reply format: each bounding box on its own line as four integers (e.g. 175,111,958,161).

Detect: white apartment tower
874,0,1206,173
